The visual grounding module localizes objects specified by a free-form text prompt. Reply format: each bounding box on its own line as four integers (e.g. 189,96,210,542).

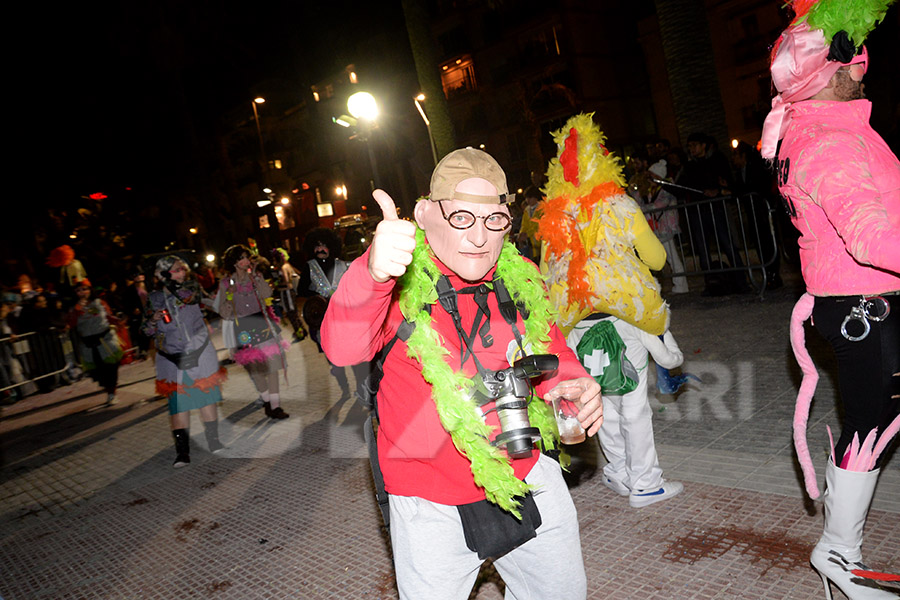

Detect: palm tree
401,0,458,160
654,0,730,149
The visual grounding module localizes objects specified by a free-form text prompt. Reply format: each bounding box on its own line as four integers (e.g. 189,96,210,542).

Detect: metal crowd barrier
0,328,71,394
642,191,779,299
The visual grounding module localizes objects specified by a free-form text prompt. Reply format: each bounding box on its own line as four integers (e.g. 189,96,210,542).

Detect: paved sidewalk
1,273,897,599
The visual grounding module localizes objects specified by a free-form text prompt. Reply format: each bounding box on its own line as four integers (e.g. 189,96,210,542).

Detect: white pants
662,237,688,291
389,454,586,600
567,318,669,492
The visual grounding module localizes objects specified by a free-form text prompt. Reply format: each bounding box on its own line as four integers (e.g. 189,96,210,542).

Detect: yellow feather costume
537,113,669,336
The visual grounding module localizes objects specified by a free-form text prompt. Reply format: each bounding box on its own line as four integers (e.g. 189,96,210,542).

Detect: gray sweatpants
389,453,587,600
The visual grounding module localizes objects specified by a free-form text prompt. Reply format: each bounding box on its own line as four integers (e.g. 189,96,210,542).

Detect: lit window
313,91,320,102
273,159,283,169
317,203,334,217
440,55,476,98
349,71,358,84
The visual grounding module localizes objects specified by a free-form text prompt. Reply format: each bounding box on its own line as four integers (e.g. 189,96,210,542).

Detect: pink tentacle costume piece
789,293,821,498
791,294,900,485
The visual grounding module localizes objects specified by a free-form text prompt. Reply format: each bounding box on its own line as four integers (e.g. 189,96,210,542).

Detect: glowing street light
346,91,381,190
347,91,379,121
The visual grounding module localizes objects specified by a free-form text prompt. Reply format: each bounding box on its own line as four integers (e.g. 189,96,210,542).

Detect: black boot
173,428,190,468
204,421,225,454
264,402,289,420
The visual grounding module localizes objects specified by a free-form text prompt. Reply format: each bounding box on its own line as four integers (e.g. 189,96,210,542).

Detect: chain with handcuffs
840,295,891,342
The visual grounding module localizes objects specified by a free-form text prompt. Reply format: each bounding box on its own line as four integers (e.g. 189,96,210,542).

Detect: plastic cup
551,393,586,445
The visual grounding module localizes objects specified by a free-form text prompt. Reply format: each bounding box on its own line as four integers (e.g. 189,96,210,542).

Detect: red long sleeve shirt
321,249,588,505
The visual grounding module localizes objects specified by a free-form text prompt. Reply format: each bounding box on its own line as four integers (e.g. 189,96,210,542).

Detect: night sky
21,2,900,206
29,1,409,200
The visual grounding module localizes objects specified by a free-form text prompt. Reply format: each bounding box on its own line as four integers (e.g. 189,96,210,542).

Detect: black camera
470,354,559,458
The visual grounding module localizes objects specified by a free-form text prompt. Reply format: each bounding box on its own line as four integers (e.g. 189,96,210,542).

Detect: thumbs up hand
368,189,417,283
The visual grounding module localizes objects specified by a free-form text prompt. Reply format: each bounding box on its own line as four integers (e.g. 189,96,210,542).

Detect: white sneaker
602,476,631,497
106,393,118,406
629,480,684,508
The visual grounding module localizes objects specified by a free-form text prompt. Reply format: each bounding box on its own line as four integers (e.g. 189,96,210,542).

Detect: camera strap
436,276,486,374
436,275,528,374
492,277,527,357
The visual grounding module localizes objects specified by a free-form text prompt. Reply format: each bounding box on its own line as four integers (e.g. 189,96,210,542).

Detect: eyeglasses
438,201,511,231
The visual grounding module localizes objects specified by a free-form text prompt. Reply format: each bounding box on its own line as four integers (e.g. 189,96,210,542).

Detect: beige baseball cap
429,147,513,204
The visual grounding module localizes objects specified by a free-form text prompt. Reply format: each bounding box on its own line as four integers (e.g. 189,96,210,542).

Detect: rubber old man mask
414,148,513,283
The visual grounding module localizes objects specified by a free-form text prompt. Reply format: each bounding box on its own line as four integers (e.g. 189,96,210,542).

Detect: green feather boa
397,228,565,517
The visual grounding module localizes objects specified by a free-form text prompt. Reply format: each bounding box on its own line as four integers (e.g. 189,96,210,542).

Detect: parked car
334,214,379,261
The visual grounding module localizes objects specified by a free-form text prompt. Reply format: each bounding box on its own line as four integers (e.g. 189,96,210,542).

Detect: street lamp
251,97,279,245
251,97,269,173
414,93,438,166
347,91,378,122
347,91,381,190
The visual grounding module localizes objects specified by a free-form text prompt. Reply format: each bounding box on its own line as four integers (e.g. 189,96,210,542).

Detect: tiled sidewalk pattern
1,278,898,599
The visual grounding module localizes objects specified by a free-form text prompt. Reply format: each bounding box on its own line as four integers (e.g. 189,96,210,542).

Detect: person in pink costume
761,1,899,598
215,245,291,420
321,148,603,599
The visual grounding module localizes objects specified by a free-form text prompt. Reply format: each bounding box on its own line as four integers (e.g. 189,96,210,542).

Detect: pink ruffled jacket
778,100,900,296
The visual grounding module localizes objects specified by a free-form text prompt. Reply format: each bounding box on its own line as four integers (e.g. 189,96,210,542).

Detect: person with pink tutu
215,245,290,420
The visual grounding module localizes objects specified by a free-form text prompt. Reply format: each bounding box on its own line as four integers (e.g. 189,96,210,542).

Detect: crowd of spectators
4,133,794,405
0,259,232,405
622,135,789,296
506,134,790,298
1,245,317,406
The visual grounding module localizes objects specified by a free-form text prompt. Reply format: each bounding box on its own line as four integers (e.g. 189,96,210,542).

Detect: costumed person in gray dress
143,256,228,468
66,278,123,406
216,245,290,419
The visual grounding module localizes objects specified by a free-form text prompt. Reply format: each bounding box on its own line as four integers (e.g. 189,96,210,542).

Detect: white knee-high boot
810,461,894,599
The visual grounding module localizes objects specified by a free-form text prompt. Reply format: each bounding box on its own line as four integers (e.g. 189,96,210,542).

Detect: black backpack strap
363,316,418,530
364,411,391,529
358,318,416,412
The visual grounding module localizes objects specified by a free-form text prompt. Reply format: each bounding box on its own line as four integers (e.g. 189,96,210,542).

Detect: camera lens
494,393,539,459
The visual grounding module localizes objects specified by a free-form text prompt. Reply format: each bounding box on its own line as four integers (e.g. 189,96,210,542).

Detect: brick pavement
1,273,897,599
